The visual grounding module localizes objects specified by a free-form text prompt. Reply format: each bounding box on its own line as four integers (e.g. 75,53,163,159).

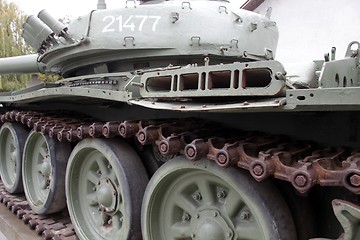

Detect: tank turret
0,0,279,78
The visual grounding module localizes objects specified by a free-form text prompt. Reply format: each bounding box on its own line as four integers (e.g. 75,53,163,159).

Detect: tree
0,0,32,92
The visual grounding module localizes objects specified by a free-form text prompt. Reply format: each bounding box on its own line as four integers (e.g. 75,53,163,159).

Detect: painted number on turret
102,15,162,32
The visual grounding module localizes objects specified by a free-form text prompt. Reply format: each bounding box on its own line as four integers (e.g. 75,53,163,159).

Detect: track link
1,110,360,196
0,181,77,240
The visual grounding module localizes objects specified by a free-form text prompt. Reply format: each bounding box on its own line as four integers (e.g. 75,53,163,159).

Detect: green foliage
37,73,62,83
0,0,32,92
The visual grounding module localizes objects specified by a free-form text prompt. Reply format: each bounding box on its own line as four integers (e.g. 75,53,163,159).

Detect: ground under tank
0,0,360,239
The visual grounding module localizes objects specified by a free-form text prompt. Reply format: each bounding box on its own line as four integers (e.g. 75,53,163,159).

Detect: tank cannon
0,54,45,74
0,0,359,240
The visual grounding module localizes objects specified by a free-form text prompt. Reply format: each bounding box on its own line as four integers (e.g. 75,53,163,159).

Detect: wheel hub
10,150,16,161
97,178,118,213
10,151,17,172
191,210,234,240
40,161,51,176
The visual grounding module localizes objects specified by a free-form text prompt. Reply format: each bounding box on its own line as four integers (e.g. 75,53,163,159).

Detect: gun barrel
0,54,46,74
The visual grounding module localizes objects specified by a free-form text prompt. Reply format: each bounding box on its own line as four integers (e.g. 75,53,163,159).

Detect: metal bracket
310,200,360,240
218,6,228,14
230,39,239,49
249,23,258,32
345,41,360,59
265,48,274,60
171,12,180,23
190,36,201,46
125,0,136,8
332,200,360,240
181,2,192,10
331,47,336,61
123,36,136,47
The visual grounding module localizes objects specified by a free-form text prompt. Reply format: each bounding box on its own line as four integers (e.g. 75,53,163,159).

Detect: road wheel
142,157,296,240
22,131,71,214
0,123,28,193
66,138,148,240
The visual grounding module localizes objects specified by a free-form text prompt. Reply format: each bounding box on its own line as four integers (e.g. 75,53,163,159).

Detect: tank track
1,109,359,196
0,181,77,240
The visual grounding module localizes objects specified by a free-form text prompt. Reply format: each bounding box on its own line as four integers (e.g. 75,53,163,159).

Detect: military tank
0,0,359,239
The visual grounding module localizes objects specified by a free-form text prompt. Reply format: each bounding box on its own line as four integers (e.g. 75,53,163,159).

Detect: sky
7,0,246,19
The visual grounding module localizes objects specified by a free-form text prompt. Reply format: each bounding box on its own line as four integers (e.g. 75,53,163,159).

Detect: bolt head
186,147,196,158
217,190,226,199
192,193,202,201
217,153,228,164
240,210,250,220
252,164,264,176
350,174,360,187
294,175,308,187
160,143,168,153
182,213,191,221
119,126,126,135
139,132,146,141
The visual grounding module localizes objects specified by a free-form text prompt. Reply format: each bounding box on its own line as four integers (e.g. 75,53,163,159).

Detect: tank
0,0,359,239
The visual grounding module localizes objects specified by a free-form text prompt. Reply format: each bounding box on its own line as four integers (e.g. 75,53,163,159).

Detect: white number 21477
102,15,162,32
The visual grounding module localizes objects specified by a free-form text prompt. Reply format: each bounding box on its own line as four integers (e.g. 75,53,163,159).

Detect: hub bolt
182,213,191,222
240,210,250,220
217,190,227,199
192,193,202,201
